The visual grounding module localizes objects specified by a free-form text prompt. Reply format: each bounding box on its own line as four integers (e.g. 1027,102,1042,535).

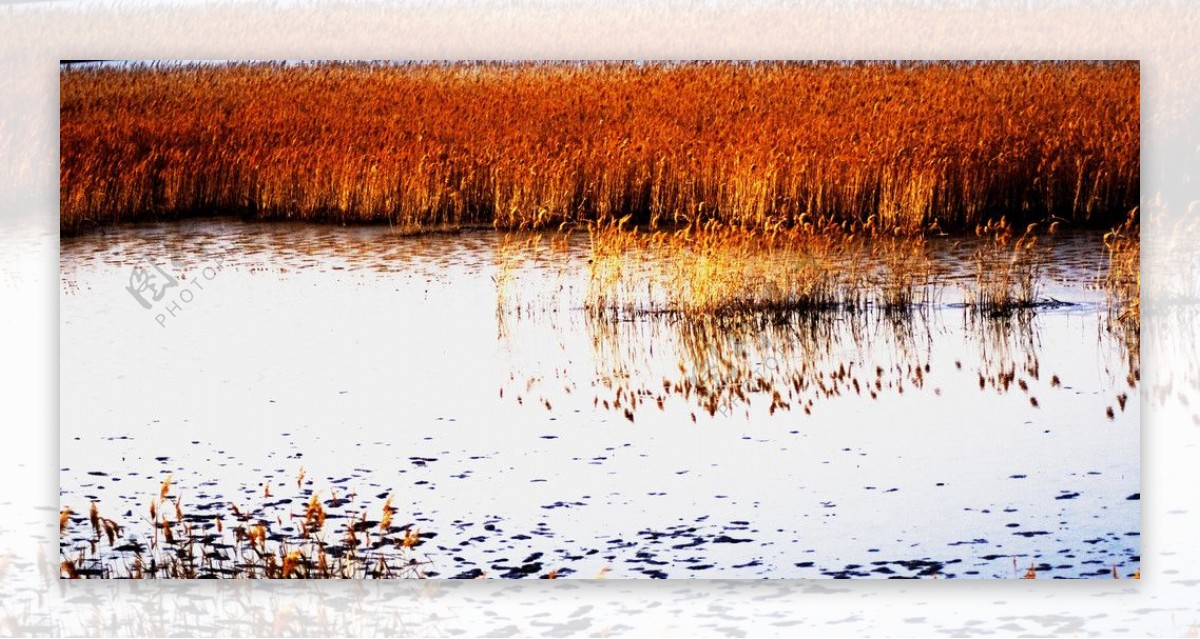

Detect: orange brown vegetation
584,215,939,317
60,61,1138,234
1104,208,1141,323
60,471,434,579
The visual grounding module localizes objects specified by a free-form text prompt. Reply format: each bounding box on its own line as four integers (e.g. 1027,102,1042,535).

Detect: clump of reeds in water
489,213,1137,420
1100,209,1141,391
494,231,1140,425
583,215,944,320
59,472,434,579
963,217,1048,316
61,61,1138,234
1103,209,1140,324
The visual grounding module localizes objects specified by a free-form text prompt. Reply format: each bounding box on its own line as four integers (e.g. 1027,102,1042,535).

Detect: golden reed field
59,61,1138,234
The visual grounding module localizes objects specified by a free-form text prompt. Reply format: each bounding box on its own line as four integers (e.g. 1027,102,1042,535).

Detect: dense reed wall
60,61,1138,233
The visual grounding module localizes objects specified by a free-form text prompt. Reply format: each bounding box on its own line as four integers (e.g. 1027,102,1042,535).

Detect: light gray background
3,0,1198,635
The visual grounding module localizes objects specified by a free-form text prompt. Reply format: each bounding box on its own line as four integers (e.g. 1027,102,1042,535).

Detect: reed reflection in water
497,225,1139,426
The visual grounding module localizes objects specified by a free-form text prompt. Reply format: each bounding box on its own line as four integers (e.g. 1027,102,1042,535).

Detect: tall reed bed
61,61,1138,234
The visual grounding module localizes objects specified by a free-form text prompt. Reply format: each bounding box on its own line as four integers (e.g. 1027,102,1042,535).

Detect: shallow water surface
60,220,1139,578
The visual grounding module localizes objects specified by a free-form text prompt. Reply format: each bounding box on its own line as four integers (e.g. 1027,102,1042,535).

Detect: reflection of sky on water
60,220,1138,578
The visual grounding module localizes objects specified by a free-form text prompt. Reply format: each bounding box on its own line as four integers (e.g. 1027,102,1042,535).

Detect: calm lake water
59,219,1139,578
